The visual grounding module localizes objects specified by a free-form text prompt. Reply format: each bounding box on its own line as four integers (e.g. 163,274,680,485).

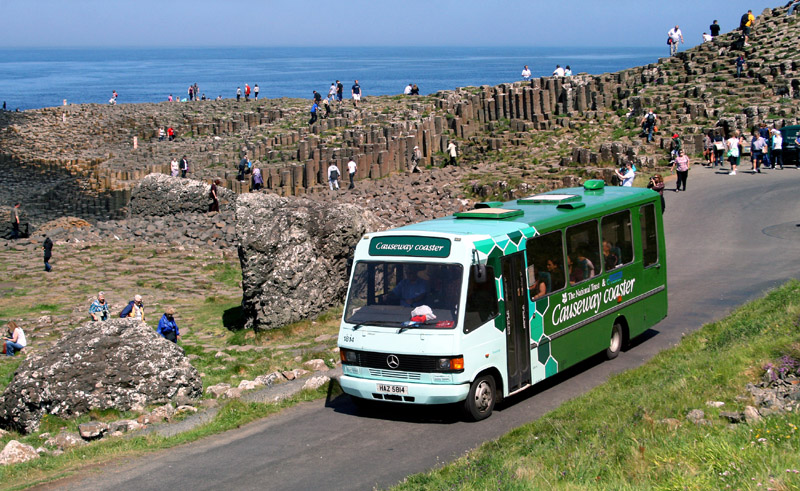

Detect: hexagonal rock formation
129,173,236,216
236,192,385,331
0,319,202,434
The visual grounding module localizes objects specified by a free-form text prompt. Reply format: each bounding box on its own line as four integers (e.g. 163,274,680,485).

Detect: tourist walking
188,85,194,101
236,87,242,101
167,127,174,141
328,162,341,191
89,291,110,321
10,203,20,239
771,129,784,169
736,54,747,78
252,167,263,191
446,141,458,166
647,174,666,213
158,127,165,141
42,235,53,272
741,10,755,46
347,157,357,189
180,155,189,178
328,83,336,101
170,157,179,177
670,133,683,160
671,149,690,191
641,109,657,143
751,133,766,173
710,19,721,38
726,130,741,175
703,131,713,165
521,65,531,81
209,179,220,212
157,307,180,343
309,101,318,125
351,80,361,108
668,25,684,56
336,80,343,103
120,295,145,321
322,98,330,118
313,90,322,104
4,321,26,357
245,84,251,101
238,155,248,181
409,145,422,173
254,84,259,100
712,132,725,166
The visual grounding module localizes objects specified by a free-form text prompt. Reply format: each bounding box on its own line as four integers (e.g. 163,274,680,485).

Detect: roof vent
454,208,524,219
583,179,605,190
517,194,581,205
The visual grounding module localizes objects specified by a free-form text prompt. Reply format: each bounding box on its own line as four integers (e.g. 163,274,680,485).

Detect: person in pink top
671,149,691,191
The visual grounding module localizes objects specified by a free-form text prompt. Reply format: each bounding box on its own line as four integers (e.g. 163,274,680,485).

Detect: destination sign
368,236,451,258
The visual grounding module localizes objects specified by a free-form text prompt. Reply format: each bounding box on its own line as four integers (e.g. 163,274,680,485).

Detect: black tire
606,322,623,360
463,375,496,421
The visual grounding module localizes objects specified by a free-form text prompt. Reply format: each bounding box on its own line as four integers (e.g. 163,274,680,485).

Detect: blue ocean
0,46,665,110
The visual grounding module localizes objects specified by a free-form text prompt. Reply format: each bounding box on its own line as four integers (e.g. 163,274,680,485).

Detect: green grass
396,281,800,490
203,262,242,289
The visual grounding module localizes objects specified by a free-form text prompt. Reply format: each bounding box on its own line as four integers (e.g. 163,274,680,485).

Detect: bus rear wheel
464,375,496,421
606,322,623,360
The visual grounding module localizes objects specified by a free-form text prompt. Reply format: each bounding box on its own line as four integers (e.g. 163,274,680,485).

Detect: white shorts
353,94,361,101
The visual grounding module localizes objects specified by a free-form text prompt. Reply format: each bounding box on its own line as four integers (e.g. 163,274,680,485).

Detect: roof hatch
517,193,581,205
454,208,524,219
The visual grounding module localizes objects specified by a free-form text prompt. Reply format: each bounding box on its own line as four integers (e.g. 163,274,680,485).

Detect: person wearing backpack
328,162,341,191
740,10,755,47
641,109,658,143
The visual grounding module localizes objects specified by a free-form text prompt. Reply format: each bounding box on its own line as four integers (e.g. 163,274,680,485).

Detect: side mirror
472,264,488,284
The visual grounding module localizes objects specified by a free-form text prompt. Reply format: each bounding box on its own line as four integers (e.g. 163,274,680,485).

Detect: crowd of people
671,10,756,58
88,291,181,343
520,64,573,81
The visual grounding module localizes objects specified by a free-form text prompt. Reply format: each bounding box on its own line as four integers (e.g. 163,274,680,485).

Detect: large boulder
129,173,236,216
236,193,384,331
0,319,202,434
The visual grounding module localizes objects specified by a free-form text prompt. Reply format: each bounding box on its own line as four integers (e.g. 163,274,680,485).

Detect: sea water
0,46,665,110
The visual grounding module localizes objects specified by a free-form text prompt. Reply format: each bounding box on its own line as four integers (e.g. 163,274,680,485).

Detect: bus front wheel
464,375,496,421
606,323,623,360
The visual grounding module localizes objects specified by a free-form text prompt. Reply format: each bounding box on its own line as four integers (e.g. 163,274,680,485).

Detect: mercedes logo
386,354,400,369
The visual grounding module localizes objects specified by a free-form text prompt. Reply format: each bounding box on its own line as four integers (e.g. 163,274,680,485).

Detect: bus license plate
376,383,408,395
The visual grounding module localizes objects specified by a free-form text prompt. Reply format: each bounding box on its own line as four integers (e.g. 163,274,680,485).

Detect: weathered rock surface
236,192,385,330
130,173,236,216
0,440,39,465
0,319,202,434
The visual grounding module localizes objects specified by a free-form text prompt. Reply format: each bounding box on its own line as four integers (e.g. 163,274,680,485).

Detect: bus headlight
340,349,358,364
436,356,464,372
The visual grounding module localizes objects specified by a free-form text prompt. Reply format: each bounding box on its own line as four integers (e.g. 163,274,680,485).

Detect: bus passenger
528,265,547,300
389,267,429,308
603,241,618,271
576,248,596,280
546,258,565,290
568,256,583,285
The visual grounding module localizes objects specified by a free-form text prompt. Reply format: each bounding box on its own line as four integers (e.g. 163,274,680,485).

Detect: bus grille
349,350,440,372
368,369,422,380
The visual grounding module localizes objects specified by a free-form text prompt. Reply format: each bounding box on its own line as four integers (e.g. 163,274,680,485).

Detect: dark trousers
44,254,51,272
349,172,355,189
676,170,688,191
209,199,219,212
163,330,177,343
309,112,317,125
181,169,187,178
772,149,783,168
11,222,19,239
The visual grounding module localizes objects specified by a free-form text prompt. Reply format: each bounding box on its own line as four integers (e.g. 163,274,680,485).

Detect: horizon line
0,44,667,50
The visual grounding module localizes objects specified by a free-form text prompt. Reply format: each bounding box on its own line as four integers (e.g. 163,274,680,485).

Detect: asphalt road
42,165,800,491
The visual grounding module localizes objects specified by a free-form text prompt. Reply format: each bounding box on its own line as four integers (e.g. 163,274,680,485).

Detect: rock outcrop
130,173,236,216
0,319,202,434
236,192,384,330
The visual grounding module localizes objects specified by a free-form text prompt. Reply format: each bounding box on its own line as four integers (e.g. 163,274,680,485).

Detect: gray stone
303,359,328,371
205,383,231,398
719,411,744,423
45,432,85,449
78,422,109,440
303,375,330,391
0,440,39,465
0,319,202,434
130,174,236,216
236,192,384,331
743,405,762,424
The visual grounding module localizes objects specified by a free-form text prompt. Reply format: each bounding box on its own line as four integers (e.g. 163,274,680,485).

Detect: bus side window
640,204,659,267
525,230,566,300
601,210,633,271
463,265,498,334
566,220,601,285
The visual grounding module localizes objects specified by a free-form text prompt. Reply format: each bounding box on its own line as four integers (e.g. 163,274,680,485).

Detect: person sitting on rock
89,291,110,321
120,294,145,321
157,307,180,343
4,321,26,356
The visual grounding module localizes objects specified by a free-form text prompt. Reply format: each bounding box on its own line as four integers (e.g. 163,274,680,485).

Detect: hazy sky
0,0,782,48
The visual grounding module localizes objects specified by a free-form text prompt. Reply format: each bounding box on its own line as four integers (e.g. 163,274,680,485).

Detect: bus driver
387,267,429,307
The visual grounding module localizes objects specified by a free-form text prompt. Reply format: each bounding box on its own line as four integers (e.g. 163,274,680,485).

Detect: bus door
501,252,531,392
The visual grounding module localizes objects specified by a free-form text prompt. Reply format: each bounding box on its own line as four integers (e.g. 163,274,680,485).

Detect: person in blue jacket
157,306,180,343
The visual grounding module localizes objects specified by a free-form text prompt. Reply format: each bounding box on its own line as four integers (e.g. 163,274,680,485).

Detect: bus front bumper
340,374,470,405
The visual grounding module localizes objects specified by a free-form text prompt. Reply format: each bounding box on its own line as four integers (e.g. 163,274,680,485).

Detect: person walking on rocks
710,19,721,39
42,235,53,272
726,130,741,175
741,10,755,47
209,179,221,212
313,90,322,105
238,155,248,181
236,87,242,101
328,82,336,102
170,157,179,177
351,80,361,108
309,100,318,125
188,85,194,101
328,162,341,191
641,109,657,143
521,65,531,81
254,84,259,100
158,127,165,141
120,294,145,321
89,291,110,321
409,145,422,173
336,80,343,103
322,97,330,118
10,203,21,239
167,127,174,141
4,321,26,357
245,84,251,101
671,149,691,192
735,54,747,78
252,167,263,191
446,141,458,166
668,25,684,56
347,157,357,189
157,307,181,343
180,155,189,178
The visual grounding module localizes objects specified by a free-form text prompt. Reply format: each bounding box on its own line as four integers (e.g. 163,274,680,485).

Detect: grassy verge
397,281,800,490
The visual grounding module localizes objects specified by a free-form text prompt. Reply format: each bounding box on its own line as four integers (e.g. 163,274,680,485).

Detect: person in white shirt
614,162,635,186
170,158,179,177
4,321,26,356
771,129,784,169
347,157,357,189
552,65,565,77
521,65,531,81
404,84,412,95
328,83,336,101
564,65,572,76
726,131,741,175
328,163,341,190
668,25,684,56
702,32,712,43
